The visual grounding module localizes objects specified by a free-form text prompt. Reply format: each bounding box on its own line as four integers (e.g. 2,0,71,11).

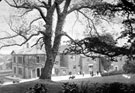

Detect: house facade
12,45,123,79
12,48,46,79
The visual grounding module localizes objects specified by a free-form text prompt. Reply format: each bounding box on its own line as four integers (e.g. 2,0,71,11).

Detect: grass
0,79,62,93
1,74,135,93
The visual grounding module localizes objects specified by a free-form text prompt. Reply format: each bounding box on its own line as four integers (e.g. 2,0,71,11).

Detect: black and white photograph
0,0,135,93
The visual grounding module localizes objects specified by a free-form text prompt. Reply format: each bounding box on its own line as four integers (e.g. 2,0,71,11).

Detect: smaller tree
100,57,112,71
123,58,135,73
64,33,127,58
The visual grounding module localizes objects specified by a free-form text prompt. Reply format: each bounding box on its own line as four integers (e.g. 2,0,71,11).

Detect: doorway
37,68,40,77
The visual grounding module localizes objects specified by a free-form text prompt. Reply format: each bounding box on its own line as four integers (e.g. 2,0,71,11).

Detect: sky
0,1,18,54
0,0,126,54
0,0,85,54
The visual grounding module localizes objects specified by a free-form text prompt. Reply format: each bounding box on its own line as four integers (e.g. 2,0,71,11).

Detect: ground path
0,74,134,93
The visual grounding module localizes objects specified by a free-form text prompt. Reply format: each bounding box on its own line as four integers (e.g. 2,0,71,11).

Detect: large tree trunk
39,7,66,80
40,52,55,80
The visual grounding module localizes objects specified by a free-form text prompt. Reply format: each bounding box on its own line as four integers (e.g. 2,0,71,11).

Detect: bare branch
18,9,33,17
71,12,79,32
63,0,71,13
55,2,61,15
48,0,52,6
31,37,43,47
13,0,18,6
62,32,96,57
77,10,100,37
0,34,18,40
0,31,42,49
34,6,47,22
63,32,84,51
5,0,47,23
7,19,19,34
25,17,43,33
67,4,92,14
0,41,26,49
99,16,111,25
5,0,31,9
38,0,49,9
55,0,64,5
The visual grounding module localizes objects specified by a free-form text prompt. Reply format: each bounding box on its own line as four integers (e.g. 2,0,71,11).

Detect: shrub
62,82,135,93
62,82,101,93
100,82,135,93
62,82,79,93
25,83,48,93
123,62,135,73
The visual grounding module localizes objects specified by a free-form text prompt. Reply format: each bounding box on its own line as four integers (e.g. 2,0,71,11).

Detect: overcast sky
0,0,19,54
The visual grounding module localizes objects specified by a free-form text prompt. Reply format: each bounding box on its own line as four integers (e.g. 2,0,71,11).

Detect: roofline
12,54,46,56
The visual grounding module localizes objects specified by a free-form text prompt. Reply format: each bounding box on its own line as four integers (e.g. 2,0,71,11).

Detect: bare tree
1,0,103,80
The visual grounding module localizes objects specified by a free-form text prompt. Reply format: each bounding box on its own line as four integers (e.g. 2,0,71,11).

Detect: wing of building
11,44,125,79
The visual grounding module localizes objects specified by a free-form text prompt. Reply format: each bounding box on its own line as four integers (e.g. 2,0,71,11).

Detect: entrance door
37,68,40,77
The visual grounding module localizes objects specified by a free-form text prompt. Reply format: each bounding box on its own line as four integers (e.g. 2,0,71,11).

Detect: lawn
0,74,135,93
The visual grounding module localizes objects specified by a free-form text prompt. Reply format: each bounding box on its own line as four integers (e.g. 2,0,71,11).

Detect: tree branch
26,17,43,32
18,9,33,17
5,0,47,23
0,31,42,49
62,32,87,55
31,37,43,48
48,0,52,6
34,6,47,23
55,2,61,15
5,0,31,9
63,0,71,13
38,0,49,9
0,34,18,40
77,10,100,37
67,4,93,14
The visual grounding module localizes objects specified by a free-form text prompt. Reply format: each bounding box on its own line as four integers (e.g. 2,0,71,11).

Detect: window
13,56,16,63
60,55,68,67
17,56,23,64
36,56,40,63
14,67,16,73
73,65,76,69
18,67,23,75
71,55,75,61
115,66,118,71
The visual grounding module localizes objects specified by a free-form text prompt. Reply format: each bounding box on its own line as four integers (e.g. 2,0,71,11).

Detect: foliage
64,0,135,61
123,60,135,73
92,0,135,55
25,83,48,93
64,33,128,58
62,82,135,93
99,82,135,93
62,82,79,93
100,57,112,71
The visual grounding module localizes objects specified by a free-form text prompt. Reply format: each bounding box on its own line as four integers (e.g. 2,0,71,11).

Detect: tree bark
39,15,66,80
39,1,67,80
39,52,55,80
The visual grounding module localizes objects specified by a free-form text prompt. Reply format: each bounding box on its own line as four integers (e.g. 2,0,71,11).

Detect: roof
12,45,69,55
12,47,45,55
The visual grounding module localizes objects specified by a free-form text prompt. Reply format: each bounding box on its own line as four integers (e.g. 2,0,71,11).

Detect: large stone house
11,45,83,79
11,47,45,79
11,44,124,79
